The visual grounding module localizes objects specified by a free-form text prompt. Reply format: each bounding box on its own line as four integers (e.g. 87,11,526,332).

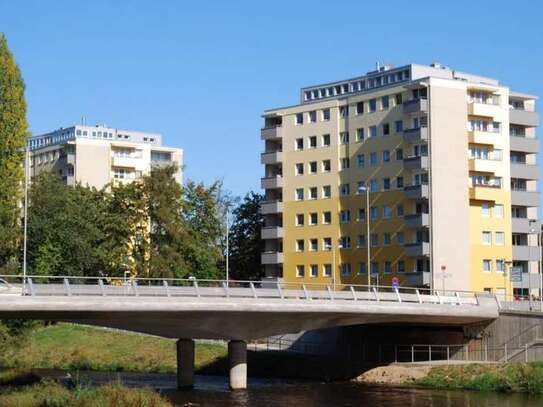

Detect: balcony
404,271,431,287
469,185,500,202
512,218,541,234
404,242,430,257
260,200,283,214
512,246,541,262
261,176,284,189
403,127,428,144
261,125,283,141
510,109,540,127
403,156,428,170
403,98,428,114
511,190,539,207
467,131,499,145
404,213,430,229
468,102,499,118
112,156,141,168
261,151,283,165
261,226,284,239
261,251,284,265
510,163,539,180
509,136,539,154
468,159,501,174
404,184,429,200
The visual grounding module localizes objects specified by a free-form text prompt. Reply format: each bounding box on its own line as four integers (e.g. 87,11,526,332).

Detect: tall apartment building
260,63,540,297
28,124,183,188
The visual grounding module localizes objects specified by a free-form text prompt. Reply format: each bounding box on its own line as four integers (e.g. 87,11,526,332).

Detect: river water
70,371,543,407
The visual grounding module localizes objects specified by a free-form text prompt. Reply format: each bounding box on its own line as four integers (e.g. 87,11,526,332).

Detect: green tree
0,33,28,273
228,192,264,280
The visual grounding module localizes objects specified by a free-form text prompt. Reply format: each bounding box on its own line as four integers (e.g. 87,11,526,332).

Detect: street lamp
358,184,371,289
22,146,29,296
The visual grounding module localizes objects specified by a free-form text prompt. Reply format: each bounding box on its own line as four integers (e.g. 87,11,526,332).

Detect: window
370,125,378,138
340,106,349,117
322,160,331,172
307,187,317,200
322,185,331,198
482,231,492,245
358,208,366,222
309,111,317,123
396,148,403,160
340,157,350,170
383,123,390,136
322,109,330,121
323,264,332,277
309,136,317,148
371,262,379,275
384,261,392,274
396,176,404,189
358,262,366,276
296,214,304,226
383,233,391,245
356,102,364,115
309,213,318,225
309,161,317,174
481,203,490,217
357,154,365,168
296,265,305,277
370,206,379,220
395,120,403,133
340,131,349,144
295,163,304,175
296,188,304,201
494,204,504,218
370,179,379,192
383,150,390,162
309,264,318,277
495,232,505,246
382,96,389,110
496,260,505,273
371,233,379,247
341,263,352,276
383,205,392,218
369,98,377,112
340,183,350,196
323,238,332,251
395,93,403,105
396,232,405,244
339,236,351,249
340,210,351,223
296,113,303,125
296,240,305,252
483,259,492,273
396,204,404,217
295,138,303,150
356,128,365,142
323,211,332,224
322,134,330,146
370,152,378,166
357,234,366,248
383,178,391,191
309,239,318,251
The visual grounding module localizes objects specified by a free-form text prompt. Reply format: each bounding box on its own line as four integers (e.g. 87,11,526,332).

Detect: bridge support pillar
228,340,247,390
176,338,195,389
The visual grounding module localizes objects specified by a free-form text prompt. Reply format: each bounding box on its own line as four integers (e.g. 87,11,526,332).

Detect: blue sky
0,0,541,198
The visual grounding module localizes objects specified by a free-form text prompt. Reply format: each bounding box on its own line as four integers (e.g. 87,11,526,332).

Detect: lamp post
22,146,29,296
225,206,230,286
358,185,371,289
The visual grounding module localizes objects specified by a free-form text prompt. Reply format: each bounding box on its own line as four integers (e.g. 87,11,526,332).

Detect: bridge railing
0,274,486,306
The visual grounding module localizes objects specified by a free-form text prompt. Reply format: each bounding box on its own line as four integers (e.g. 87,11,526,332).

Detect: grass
416,362,543,394
0,323,226,374
0,379,173,407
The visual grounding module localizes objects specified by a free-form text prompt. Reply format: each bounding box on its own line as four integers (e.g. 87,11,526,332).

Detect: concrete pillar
228,340,247,390
176,338,195,389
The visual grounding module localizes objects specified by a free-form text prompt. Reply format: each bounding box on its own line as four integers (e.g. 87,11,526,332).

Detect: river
70,371,543,406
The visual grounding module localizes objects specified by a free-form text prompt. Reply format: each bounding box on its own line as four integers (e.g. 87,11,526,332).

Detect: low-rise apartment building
260,63,540,297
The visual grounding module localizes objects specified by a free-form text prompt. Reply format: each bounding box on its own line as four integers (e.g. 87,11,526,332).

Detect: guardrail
0,275,486,306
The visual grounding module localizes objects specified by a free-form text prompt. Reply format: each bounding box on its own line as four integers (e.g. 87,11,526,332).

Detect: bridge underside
0,296,499,340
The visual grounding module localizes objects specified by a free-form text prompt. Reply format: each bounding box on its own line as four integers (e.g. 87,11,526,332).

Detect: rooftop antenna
376,61,380,71
81,116,86,126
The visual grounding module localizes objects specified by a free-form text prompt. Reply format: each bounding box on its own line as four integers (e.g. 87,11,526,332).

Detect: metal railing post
250,282,258,299
416,289,422,304
327,285,334,300
131,280,138,297
455,292,462,305
277,282,283,299
163,280,170,297
411,345,414,363
447,346,450,364
193,280,200,298
222,281,230,298
27,277,34,296
350,285,357,301
429,345,432,362
302,284,310,300
98,279,106,296
63,278,71,296
394,287,402,302
372,287,380,302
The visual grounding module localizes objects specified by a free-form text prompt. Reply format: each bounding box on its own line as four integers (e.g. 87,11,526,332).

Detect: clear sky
0,0,541,199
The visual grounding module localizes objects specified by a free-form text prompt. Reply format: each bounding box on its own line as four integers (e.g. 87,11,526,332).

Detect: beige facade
261,63,540,296
28,124,183,188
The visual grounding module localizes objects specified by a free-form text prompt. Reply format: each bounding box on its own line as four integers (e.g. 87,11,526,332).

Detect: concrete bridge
0,275,500,389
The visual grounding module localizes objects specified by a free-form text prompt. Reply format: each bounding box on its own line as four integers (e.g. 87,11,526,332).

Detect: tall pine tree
0,33,28,272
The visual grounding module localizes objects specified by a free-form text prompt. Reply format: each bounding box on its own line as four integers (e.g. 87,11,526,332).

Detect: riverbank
356,362,543,394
